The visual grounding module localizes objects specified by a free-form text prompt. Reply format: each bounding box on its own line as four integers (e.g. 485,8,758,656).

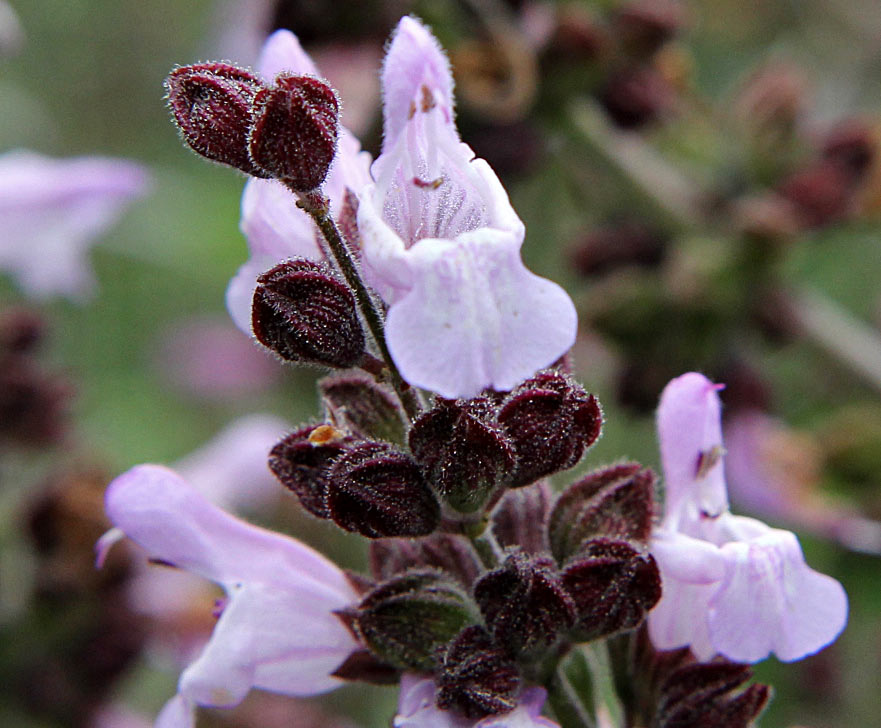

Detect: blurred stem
582,642,625,728
789,286,881,394
293,187,422,420
566,99,704,236
547,660,597,728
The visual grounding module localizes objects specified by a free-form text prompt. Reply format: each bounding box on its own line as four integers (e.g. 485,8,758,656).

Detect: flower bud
599,66,674,129
561,538,661,641
369,534,482,590
570,221,667,277
474,551,575,655
498,371,602,488
409,398,515,513
614,0,685,58
268,423,352,518
165,62,269,176
352,570,478,671
549,463,656,564
327,442,440,538
435,625,521,719
319,372,407,444
491,480,553,555
656,662,770,728
252,259,365,368
248,74,339,190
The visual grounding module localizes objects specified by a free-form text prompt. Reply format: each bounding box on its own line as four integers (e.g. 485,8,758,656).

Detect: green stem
462,516,503,569
293,188,422,421
582,642,625,728
547,662,597,728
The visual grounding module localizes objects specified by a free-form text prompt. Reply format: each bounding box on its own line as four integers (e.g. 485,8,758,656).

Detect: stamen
413,176,444,189
695,445,725,479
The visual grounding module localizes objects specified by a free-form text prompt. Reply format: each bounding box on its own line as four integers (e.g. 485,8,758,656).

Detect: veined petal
383,230,576,398
708,522,848,663
656,372,729,524
178,582,355,706
381,16,454,150
104,464,355,597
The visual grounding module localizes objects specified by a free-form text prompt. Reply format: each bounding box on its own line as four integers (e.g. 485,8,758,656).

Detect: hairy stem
293,187,422,420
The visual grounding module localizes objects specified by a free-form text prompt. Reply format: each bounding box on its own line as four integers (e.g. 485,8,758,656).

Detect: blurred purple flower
0,151,149,300
393,674,559,728
0,0,24,56
358,17,576,398
157,318,281,400
647,372,848,663
725,410,881,555
100,464,359,728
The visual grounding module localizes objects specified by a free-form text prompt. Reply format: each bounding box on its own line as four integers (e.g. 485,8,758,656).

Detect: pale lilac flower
101,464,359,728
125,414,290,620
357,17,577,398
0,150,149,300
647,372,848,663
393,675,559,728
225,29,372,333
0,0,24,56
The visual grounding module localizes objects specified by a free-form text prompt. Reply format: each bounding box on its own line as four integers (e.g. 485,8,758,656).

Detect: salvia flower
99,464,359,728
0,150,149,300
647,372,848,663
357,17,577,398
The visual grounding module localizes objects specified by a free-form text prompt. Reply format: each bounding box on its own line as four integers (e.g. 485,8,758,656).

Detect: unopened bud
656,662,770,728
369,534,482,589
562,538,661,641
570,221,667,276
474,551,575,655
549,463,656,564
268,424,352,518
599,66,674,129
327,442,440,538
491,480,553,555
252,259,365,368
319,372,407,444
410,398,515,513
498,371,603,488
436,625,521,719
353,570,478,671
248,74,339,190
165,63,269,176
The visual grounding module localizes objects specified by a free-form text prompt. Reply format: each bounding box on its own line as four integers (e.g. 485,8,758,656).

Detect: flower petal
104,464,355,596
240,178,322,259
383,230,576,398
381,16,454,150
656,372,729,524
174,414,289,512
708,523,848,663
155,695,194,728
178,582,355,706
257,29,318,79
225,255,275,335
0,151,149,300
